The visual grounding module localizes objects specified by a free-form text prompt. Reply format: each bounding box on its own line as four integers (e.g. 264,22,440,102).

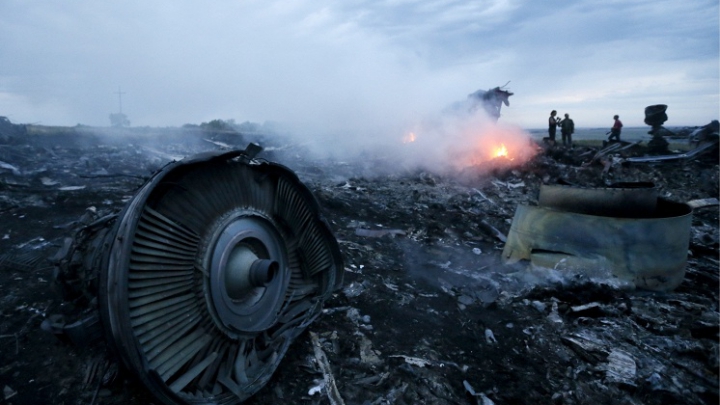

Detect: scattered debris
354,228,406,238
687,197,719,209
3,385,17,400
310,332,346,405
0,124,716,404
605,349,637,386
484,328,497,344
0,161,21,176
463,380,496,405
389,355,434,368
626,140,718,163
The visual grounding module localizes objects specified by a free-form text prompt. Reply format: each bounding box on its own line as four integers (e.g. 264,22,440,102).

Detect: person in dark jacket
560,113,574,147
548,110,559,144
608,115,623,142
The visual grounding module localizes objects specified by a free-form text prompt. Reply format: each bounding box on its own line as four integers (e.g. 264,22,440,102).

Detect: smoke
280,92,538,176
397,239,634,308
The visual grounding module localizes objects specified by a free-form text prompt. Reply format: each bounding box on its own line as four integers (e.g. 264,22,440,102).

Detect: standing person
560,113,575,147
548,110,559,144
608,115,623,142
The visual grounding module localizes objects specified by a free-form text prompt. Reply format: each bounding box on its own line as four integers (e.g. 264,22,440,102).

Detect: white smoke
280,90,537,176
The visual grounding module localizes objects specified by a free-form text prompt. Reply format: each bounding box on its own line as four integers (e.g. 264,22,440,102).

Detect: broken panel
502,183,692,291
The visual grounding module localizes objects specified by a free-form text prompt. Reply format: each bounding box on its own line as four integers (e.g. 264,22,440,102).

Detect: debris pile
0,125,717,404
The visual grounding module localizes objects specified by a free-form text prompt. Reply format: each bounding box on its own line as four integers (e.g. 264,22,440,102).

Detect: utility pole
110,87,130,127
115,87,126,114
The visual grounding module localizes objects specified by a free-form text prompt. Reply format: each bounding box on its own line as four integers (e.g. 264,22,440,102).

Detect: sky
0,0,718,135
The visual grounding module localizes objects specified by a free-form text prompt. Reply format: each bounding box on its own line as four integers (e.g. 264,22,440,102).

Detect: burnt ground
0,126,718,405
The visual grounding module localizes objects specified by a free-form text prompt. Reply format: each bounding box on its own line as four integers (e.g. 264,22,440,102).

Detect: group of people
547,111,623,146
547,110,574,146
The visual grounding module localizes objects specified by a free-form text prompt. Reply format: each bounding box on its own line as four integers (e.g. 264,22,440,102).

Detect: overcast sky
1,0,718,133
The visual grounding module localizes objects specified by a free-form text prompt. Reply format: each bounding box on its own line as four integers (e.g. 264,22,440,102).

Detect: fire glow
493,144,509,159
403,132,417,143
395,120,537,173
458,124,538,168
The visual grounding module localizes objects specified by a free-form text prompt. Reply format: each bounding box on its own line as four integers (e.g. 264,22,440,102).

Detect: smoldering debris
0,124,717,405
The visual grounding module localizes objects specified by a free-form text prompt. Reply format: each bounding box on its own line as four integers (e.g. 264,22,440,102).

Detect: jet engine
50,145,343,404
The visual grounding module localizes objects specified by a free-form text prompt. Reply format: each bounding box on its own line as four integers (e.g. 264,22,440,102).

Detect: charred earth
0,122,718,405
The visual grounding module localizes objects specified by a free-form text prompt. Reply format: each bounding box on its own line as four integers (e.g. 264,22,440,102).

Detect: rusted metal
502,184,692,291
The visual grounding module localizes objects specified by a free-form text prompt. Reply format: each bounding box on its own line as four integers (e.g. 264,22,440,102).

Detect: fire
402,132,417,143
452,123,538,168
493,143,509,159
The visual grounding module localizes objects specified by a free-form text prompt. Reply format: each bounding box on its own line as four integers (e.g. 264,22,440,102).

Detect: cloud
0,0,717,131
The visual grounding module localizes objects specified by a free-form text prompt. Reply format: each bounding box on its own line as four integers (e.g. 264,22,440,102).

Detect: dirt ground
0,125,717,405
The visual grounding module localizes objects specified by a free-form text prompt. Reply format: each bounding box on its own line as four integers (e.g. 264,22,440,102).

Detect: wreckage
626,117,719,164
503,183,692,291
467,85,514,122
0,118,717,404
48,145,343,404
444,84,514,122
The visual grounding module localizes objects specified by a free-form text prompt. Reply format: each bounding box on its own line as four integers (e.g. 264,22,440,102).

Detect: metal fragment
503,184,692,291
310,332,345,405
605,349,637,386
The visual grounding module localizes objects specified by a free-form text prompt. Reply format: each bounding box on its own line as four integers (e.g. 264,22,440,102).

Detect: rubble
0,124,717,404
625,140,719,163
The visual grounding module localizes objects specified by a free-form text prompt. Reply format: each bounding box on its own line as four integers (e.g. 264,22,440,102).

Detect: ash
0,124,717,405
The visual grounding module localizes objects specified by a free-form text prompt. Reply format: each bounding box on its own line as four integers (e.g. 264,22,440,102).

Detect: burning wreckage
0,112,717,405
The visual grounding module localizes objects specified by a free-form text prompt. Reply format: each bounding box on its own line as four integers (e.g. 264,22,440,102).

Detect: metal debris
358,334,383,366
687,197,719,209
626,139,718,163
0,122,716,404
3,385,17,400
503,183,693,291
310,332,346,405
605,349,637,386
389,355,433,368
477,219,507,242
463,380,496,405
355,228,406,238
342,281,366,298
484,328,497,344
547,301,564,324
0,161,21,176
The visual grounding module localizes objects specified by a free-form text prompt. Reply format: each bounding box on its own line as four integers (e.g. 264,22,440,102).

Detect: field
0,124,717,405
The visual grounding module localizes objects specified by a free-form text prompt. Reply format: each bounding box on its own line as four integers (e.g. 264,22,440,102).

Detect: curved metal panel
538,183,658,218
502,198,691,292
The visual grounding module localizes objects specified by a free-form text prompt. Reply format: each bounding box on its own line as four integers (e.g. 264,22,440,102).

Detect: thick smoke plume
284,89,538,176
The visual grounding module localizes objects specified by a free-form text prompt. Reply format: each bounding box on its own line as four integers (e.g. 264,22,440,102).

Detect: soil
0,126,717,405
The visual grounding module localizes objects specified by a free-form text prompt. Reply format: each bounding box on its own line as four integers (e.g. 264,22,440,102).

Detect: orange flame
403,132,417,143
493,144,509,159
453,124,537,168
